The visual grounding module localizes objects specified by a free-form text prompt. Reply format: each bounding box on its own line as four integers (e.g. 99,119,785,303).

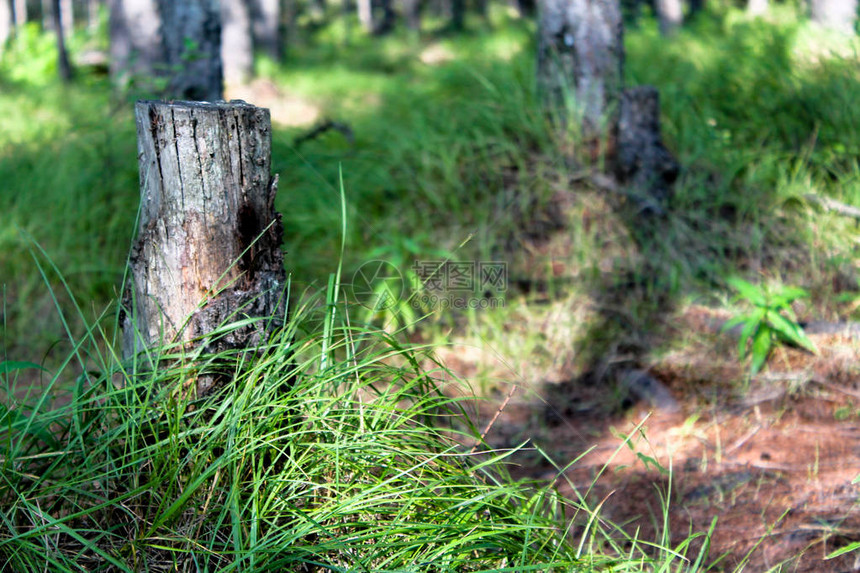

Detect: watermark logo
411,260,507,310
350,260,404,310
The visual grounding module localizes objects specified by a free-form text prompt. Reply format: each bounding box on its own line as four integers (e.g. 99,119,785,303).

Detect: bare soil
441,305,860,572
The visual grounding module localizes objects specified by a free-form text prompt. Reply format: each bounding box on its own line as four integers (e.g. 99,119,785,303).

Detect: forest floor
438,301,860,572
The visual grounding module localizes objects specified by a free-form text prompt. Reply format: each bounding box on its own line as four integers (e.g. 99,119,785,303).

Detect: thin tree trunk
124,100,287,397
656,0,682,34
156,0,222,100
60,0,72,36
357,0,373,32
222,0,254,86
0,0,10,56
51,0,73,81
12,0,25,26
450,0,464,30
88,0,100,31
251,0,280,60
404,0,422,30
108,0,163,90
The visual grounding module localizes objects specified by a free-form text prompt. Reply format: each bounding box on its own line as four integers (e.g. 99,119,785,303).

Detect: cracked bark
123,100,287,396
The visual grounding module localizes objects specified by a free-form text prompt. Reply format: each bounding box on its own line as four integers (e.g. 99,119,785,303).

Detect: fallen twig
803,193,860,221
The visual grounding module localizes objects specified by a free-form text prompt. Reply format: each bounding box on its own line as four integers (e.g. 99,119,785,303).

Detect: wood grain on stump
122,100,286,395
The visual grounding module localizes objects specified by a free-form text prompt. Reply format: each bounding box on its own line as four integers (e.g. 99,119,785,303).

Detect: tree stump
122,100,287,396
537,0,624,143
615,86,680,211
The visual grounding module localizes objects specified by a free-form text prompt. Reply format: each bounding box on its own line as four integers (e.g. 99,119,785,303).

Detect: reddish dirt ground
442,305,860,572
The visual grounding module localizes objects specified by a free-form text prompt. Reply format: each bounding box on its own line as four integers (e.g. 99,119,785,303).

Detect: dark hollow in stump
122,100,287,396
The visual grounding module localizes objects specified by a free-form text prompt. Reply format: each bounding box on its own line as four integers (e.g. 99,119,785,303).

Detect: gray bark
250,0,280,60
222,0,254,86
537,0,624,143
109,0,222,101
123,100,287,396
12,0,25,25
357,0,394,34
615,86,679,209
88,0,100,31
404,0,422,30
809,0,856,34
157,0,222,100
0,0,10,57
747,0,767,15
109,0,164,90
357,0,372,31
51,0,73,81
656,0,682,34
61,0,72,36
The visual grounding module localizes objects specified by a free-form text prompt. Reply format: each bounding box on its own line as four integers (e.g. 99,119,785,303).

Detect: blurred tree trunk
537,0,624,145
12,0,25,26
357,0,372,30
222,0,254,86
109,0,222,100
108,0,162,87
747,0,767,15
404,0,422,31
450,0,464,29
88,0,100,31
0,0,10,57
688,0,704,17
60,0,71,35
51,0,73,81
538,0,679,206
358,0,394,34
655,0,681,34
809,0,856,34
124,100,287,397
514,0,536,17
157,0,222,100
251,0,280,60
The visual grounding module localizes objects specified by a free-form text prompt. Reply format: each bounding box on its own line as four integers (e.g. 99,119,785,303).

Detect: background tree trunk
251,0,280,60
537,0,624,144
809,0,856,34
656,0,682,34
450,0,464,30
60,0,71,36
51,0,73,81
12,0,25,26
110,0,221,100
156,0,222,100
0,0,10,57
404,0,422,31
747,0,767,15
357,0,373,31
615,86,679,208
222,0,254,86
108,0,164,89
123,100,287,396
88,0,100,31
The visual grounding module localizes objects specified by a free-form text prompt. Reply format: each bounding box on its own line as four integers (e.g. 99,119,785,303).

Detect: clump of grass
0,243,731,571
0,267,590,571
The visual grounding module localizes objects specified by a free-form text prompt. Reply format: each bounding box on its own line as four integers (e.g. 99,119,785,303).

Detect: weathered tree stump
616,86,680,210
537,0,624,142
537,0,679,210
122,100,287,396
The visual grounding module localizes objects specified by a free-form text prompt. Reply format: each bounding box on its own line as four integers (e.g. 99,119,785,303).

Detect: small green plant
723,277,818,377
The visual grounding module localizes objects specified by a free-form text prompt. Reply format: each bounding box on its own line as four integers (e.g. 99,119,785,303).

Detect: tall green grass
0,247,725,571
